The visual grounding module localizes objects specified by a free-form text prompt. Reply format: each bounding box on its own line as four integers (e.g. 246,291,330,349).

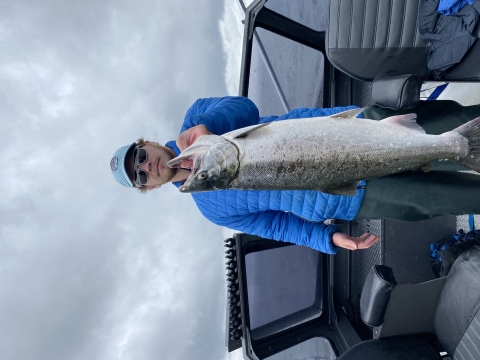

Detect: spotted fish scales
168,108,480,195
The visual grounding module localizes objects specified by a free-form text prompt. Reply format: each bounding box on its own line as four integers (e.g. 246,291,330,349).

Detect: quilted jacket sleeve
260,105,362,123
180,96,260,135
212,210,339,254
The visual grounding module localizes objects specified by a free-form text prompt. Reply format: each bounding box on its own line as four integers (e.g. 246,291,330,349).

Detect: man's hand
332,232,380,251
176,124,212,152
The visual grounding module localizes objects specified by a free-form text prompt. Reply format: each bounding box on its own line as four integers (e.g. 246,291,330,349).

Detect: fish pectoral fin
225,122,272,140
380,114,426,134
322,182,360,196
329,108,365,119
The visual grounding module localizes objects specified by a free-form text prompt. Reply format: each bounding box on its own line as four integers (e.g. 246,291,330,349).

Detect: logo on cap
110,156,118,171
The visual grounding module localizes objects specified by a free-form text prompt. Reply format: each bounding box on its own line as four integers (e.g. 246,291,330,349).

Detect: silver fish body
168,109,480,195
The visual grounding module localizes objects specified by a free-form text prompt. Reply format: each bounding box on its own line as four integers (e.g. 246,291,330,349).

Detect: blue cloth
166,97,366,254
438,0,476,15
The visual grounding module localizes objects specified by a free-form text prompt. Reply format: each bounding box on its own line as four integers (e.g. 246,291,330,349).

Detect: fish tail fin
452,116,480,172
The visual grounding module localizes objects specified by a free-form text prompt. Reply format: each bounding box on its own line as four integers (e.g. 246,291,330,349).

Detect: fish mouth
168,156,194,170
178,157,202,192
179,172,197,192
167,144,212,170
179,184,190,192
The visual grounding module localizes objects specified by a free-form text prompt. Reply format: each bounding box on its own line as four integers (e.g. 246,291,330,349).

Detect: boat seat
326,0,480,82
338,247,480,359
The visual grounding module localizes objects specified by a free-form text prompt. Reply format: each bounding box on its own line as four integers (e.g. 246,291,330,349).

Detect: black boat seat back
338,247,480,359
434,247,480,357
327,0,480,82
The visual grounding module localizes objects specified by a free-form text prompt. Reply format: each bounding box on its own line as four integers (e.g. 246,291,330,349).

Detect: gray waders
356,100,480,221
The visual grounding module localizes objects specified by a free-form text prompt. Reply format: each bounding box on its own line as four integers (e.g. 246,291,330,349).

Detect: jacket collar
165,140,184,188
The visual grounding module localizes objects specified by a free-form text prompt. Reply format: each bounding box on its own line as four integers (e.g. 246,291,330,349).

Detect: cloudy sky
0,0,250,359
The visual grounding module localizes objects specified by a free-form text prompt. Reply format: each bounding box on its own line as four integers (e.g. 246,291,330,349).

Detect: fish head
167,136,239,193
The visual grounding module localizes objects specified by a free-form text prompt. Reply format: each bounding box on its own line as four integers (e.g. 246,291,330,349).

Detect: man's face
127,143,177,188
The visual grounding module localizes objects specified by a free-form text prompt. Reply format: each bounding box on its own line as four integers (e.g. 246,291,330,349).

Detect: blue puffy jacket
165,97,366,254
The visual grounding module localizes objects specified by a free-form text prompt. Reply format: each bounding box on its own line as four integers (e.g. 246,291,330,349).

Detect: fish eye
197,172,207,181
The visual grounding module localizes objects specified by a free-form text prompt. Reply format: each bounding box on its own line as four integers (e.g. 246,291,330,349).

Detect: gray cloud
0,0,243,359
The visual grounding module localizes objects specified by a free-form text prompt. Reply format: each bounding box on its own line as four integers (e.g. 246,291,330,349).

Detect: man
111,96,480,254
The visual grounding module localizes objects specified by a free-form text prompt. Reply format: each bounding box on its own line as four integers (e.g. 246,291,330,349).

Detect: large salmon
167,108,480,195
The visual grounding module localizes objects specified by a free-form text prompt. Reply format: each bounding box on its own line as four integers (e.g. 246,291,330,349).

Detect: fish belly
229,118,467,191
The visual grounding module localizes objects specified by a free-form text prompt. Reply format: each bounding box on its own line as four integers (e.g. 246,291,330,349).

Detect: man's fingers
332,232,379,251
176,133,189,152
345,238,361,250
358,232,371,240
176,125,212,152
342,240,358,250
357,233,380,249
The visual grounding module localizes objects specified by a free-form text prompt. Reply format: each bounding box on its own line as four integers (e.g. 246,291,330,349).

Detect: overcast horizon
0,0,249,359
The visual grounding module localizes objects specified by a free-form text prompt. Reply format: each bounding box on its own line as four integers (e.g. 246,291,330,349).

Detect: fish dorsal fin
329,108,365,119
380,114,425,133
322,181,360,196
224,122,271,140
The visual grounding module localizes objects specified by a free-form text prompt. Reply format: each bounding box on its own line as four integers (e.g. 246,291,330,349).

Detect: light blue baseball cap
110,143,136,187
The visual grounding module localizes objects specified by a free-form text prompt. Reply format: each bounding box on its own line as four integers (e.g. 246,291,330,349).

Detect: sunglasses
133,146,148,187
